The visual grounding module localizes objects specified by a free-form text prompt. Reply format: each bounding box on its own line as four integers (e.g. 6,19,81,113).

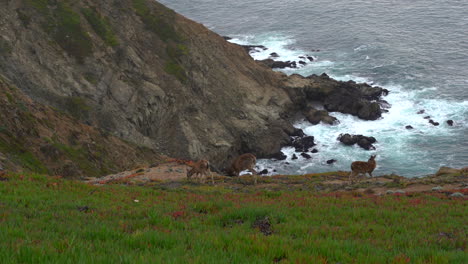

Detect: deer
349,155,377,183
187,159,214,184
226,153,258,184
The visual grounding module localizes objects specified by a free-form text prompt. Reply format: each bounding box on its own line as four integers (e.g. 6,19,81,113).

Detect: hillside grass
0,173,466,263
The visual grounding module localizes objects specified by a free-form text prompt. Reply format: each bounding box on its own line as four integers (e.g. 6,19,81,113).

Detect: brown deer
226,153,258,184
349,155,377,183
187,159,213,184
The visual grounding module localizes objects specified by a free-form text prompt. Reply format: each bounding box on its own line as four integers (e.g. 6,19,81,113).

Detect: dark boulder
338,133,358,146
405,125,414,129
298,60,306,65
270,151,287,160
241,45,267,53
258,169,269,175
307,56,314,61
357,138,376,150
417,110,425,114
256,59,297,69
429,120,440,126
424,116,431,119
291,136,315,152
304,108,339,125
288,128,305,138
269,52,279,58
292,154,298,160
311,148,318,153
338,133,377,150
326,159,337,164
300,153,312,159
223,36,232,40
446,120,454,126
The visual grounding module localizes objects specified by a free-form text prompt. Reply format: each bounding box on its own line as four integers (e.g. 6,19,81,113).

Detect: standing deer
349,155,377,183
187,159,213,184
226,153,258,184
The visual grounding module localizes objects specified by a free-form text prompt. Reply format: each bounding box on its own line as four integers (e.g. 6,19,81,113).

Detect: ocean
159,0,468,177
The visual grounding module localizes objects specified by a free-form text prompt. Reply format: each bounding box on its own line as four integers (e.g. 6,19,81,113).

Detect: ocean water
159,0,468,177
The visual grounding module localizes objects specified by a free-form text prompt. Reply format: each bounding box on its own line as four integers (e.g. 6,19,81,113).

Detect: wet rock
298,60,306,65
338,133,377,150
223,36,232,40
258,169,269,175
429,119,439,126
288,128,305,138
269,52,279,58
424,116,431,119
256,59,297,69
450,192,464,198
241,45,267,53
326,159,337,164
270,151,287,160
432,186,443,191
405,125,414,129
446,120,454,126
300,153,312,159
311,148,318,153
357,137,376,150
417,110,425,114
304,108,339,125
292,154,298,160
291,136,315,152
307,56,314,61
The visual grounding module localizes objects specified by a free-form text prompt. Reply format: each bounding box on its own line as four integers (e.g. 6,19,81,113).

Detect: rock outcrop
304,108,339,125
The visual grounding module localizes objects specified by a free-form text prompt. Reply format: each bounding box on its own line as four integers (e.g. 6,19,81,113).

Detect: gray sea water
159,0,468,177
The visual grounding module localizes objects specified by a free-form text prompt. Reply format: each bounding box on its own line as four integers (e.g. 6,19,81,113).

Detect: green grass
0,138,48,174
0,174,466,263
81,8,119,47
132,0,180,42
65,96,91,120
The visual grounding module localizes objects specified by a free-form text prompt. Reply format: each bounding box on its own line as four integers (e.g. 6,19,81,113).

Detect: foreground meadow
0,173,466,263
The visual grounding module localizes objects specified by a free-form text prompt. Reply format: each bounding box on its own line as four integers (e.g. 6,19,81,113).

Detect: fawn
349,155,377,183
187,159,213,184
226,153,258,184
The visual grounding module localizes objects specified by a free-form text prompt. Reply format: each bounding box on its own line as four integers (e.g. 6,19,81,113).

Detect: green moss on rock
81,8,119,47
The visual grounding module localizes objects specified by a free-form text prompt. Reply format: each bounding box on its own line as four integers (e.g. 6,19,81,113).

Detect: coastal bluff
0,0,386,172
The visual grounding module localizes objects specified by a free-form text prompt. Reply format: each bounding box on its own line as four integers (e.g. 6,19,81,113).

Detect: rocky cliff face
0,0,387,171
0,74,162,177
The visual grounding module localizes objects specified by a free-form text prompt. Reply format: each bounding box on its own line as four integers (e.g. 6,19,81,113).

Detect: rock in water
300,153,312,159
326,159,337,164
405,125,414,129
446,120,454,126
292,136,315,152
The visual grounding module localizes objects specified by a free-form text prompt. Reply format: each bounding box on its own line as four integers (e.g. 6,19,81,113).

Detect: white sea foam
235,34,468,177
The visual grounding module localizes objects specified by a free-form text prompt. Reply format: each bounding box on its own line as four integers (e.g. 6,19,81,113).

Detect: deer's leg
208,169,214,185
249,168,257,185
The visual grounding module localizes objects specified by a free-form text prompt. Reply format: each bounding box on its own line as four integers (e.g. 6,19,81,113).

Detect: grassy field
0,173,466,263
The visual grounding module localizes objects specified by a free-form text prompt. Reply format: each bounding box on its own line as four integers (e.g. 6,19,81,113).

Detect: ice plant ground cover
0,173,466,263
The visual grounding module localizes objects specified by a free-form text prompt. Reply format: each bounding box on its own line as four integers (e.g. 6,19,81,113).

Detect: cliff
0,0,387,172
0,74,162,177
